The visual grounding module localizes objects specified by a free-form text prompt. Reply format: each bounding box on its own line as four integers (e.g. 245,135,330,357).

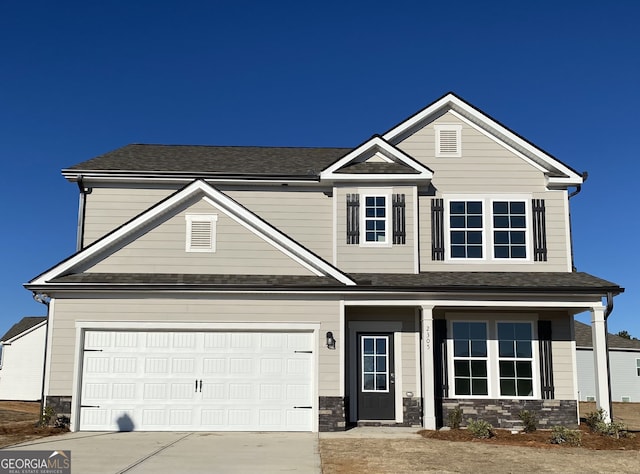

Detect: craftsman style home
26,93,623,432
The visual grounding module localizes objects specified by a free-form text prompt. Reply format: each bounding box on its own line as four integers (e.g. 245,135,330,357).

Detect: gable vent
435,124,462,157
186,215,218,252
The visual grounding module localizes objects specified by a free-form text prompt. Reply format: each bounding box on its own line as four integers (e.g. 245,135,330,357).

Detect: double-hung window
450,320,536,398
452,322,488,396
497,322,534,396
450,201,483,258
446,196,530,261
363,195,389,244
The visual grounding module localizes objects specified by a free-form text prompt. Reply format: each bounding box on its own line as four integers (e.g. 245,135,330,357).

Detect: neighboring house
0,317,47,401
25,92,623,433
575,320,640,403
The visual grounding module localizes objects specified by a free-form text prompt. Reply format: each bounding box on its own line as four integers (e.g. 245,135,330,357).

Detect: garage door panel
80,330,314,431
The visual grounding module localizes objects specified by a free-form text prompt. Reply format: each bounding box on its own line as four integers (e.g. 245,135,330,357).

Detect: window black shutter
532,199,547,261
346,193,360,244
392,193,406,245
538,320,555,399
431,198,445,261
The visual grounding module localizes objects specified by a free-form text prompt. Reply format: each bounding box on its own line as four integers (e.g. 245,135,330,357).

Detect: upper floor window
185,214,218,252
446,197,530,261
435,124,462,157
364,195,388,243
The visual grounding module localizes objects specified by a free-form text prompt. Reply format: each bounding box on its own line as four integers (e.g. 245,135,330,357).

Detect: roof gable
320,136,433,183
1,317,47,343
28,180,356,287
382,92,583,187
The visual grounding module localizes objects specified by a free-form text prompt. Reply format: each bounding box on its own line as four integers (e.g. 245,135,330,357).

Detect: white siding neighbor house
575,320,640,403
25,93,623,432
0,317,47,401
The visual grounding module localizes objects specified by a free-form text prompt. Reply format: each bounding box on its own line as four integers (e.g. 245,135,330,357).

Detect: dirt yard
320,402,640,474
0,401,65,448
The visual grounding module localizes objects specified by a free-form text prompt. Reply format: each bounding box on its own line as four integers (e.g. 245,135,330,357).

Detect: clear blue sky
1,1,638,338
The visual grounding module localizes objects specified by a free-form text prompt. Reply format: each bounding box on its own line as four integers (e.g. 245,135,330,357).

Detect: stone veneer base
441,399,578,429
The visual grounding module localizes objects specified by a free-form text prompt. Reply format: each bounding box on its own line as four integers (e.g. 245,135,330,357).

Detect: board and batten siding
577,349,640,402
399,112,570,272
87,198,314,275
47,296,341,397
335,186,416,273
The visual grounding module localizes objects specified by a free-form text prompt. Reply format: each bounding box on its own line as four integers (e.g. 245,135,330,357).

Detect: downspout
33,293,51,425
76,176,91,252
567,171,588,272
604,291,614,421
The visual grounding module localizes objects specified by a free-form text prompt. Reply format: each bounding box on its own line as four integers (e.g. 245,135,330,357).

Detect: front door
357,333,395,420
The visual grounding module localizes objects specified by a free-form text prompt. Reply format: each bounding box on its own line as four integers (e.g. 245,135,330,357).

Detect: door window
361,335,389,392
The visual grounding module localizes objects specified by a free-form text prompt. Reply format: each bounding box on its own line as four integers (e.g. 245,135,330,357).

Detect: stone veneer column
421,305,436,430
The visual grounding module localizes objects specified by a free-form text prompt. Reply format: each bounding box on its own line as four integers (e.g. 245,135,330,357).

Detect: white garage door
79,330,314,431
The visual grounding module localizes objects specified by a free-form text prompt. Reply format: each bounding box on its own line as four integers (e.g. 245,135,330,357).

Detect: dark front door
357,333,395,420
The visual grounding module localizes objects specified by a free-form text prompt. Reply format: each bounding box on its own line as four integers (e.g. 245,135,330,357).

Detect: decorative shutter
189,220,213,250
538,320,555,399
532,199,547,261
431,198,445,261
439,129,458,154
392,193,406,245
346,193,360,244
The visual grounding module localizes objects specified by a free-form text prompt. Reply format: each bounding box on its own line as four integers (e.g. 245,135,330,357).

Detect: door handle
199,380,203,392
195,380,198,392
390,373,395,384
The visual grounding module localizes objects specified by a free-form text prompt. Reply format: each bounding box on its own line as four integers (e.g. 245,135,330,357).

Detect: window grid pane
364,196,387,243
493,201,527,259
452,322,488,396
361,336,389,392
497,322,533,397
449,201,483,258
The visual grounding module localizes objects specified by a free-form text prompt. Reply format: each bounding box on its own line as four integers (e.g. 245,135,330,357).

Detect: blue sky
0,1,638,338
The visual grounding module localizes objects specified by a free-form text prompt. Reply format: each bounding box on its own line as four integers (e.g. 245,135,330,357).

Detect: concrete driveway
5,431,321,473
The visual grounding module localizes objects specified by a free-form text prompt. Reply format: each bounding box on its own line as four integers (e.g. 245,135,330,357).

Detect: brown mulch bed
0,402,68,448
420,424,640,450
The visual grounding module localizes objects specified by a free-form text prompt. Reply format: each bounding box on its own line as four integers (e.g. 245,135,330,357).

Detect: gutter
75,176,91,251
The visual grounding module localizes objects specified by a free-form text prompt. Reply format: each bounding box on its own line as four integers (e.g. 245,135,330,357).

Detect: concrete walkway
5,431,321,473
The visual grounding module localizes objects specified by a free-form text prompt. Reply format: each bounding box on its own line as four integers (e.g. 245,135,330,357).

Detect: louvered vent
186,215,217,252
439,130,458,154
435,125,462,157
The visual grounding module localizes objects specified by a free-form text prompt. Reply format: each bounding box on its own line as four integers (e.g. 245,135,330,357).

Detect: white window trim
444,194,532,263
447,316,540,400
359,190,392,248
185,214,218,252
435,124,462,158
450,320,490,398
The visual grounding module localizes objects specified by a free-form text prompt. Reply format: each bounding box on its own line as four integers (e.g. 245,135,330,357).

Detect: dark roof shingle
64,144,351,178
1,317,47,342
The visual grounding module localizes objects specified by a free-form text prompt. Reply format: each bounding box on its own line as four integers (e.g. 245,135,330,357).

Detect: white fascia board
383,93,583,184
320,136,432,181
30,180,355,287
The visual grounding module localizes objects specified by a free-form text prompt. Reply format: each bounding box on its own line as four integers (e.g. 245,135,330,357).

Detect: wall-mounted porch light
326,331,336,350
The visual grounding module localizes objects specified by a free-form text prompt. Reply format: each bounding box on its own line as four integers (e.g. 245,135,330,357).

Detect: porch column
421,305,436,430
590,305,611,423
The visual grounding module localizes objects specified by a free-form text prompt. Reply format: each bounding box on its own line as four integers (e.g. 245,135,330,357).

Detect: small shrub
518,409,537,433
467,418,494,439
584,408,606,432
550,426,582,446
39,405,56,427
447,407,463,429
584,408,631,438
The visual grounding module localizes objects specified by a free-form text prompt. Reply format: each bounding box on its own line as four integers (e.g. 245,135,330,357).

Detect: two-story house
26,93,623,433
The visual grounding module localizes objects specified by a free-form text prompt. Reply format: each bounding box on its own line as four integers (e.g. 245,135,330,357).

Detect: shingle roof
334,162,420,174
64,144,351,178
47,271,621,294
1,317,47,342
574,320,640,350
350,272,622,292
